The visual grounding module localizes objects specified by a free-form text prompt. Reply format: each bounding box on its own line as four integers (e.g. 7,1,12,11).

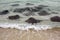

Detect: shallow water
0,0,60,30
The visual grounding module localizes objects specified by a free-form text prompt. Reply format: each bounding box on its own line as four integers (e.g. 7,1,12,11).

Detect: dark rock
31,6,43,12
38,10,50,16
13,5,48,13
0,10,9,15
11,4,19,6
25,17,42,24
26,3,34,5
14,8,25,13
8,15,20,20
50,16,60,22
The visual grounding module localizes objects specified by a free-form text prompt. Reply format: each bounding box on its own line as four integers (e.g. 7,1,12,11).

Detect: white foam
0,23,53,30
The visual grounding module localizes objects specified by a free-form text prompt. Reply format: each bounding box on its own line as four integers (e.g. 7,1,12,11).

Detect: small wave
0,23,53,30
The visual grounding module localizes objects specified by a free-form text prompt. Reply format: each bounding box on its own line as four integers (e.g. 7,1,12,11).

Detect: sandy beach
0,0,60,40
0,27,60,40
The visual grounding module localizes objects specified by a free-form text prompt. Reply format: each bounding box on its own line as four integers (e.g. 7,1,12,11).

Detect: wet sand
0,27,60,40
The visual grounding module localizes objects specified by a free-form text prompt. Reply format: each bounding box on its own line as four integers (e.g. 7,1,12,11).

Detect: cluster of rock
0,3,59,25
13,5,50,16
14,5,48,13
0,4,51,16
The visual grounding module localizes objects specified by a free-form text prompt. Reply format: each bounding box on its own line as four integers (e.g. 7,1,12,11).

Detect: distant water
0,0,60,11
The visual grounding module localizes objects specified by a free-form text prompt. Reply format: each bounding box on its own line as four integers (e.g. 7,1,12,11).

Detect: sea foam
0,23,53,30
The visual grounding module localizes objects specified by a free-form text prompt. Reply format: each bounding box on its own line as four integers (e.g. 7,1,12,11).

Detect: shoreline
0,23,59,30
0,27,60,40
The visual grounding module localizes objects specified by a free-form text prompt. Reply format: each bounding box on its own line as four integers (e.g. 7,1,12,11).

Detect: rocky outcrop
8,15,20,20
0,10,9,15
13,5,48,13
25,17,42,24
50,16,60,22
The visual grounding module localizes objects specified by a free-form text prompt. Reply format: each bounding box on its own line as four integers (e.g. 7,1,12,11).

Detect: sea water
0,0,60,30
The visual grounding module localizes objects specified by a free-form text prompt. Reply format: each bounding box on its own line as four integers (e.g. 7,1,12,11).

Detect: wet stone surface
0,10,9,15
25,17,42,24
50,16,60,22
38,10,50,16
13,5,48,13
8,15,20,20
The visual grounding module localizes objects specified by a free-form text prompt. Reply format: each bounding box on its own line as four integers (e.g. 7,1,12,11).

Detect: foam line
0,23,53,30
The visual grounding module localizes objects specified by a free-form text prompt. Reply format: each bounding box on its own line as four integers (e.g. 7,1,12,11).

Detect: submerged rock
26,3,34,5
38,5,48,7
24,7,31,11
24,7,40,12
14,8,25,13
13,4,49,13
34,6,43,11
25,17,42,24
30,5,46,12
33,5,48,12
52,12,59,14
11,4,19,6
23,12,35,16
0,10,9,15
38,10,50,16
50,16,60,22
31,8,40,12
8,15,20,20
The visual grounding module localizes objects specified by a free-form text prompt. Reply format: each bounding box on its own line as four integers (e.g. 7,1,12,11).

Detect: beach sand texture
0,27,60,40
